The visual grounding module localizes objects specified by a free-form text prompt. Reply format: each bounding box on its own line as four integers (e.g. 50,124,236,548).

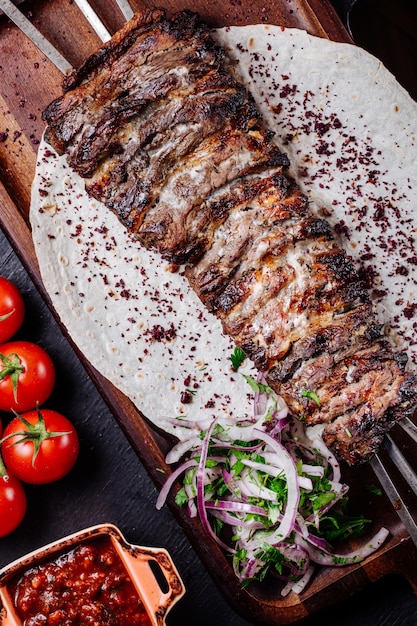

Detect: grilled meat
42,8,417,465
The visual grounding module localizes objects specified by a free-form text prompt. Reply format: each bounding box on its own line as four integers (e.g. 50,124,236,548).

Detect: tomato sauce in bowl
0,524,185,626
9,536,151,626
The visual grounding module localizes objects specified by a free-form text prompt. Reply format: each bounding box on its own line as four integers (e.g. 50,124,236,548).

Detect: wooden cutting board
1,2,417,624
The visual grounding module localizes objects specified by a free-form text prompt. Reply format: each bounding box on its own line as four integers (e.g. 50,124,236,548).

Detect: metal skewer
115,0,134,20
73,0,112,42
0,0,72,74
384,434,417,498
370,453,417,546
400,415,417,445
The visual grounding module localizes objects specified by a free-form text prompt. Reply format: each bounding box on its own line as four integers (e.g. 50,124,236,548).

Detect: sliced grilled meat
136,125,288,249
42,9,417,465
85,82,256,232
43,8,224,157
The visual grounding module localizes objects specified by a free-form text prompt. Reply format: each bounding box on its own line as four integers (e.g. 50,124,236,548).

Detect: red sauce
9,537,152,626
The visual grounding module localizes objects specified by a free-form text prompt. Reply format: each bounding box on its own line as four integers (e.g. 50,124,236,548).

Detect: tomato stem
0,310,14,322
0,352,25,403
0,407,72,467
0,451,9,478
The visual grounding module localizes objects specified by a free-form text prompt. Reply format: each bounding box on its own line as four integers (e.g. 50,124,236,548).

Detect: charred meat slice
85,80,255,232
186,176,306,303
43,9,224,157
42,9,417,465
156,169,291,265
136,125,288,250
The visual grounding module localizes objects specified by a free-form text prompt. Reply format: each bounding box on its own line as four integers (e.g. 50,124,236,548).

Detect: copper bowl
0,523,185,626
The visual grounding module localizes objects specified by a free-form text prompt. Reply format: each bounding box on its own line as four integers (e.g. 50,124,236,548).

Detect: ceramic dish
0,523,185,626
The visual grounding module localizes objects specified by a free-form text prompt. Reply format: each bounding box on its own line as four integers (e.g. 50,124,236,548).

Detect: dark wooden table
1,226,417,626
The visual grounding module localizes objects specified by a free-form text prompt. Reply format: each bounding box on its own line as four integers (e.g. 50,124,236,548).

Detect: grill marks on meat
43,9,223,155
137,124,287,250
42,9,417,465
86,81,253,231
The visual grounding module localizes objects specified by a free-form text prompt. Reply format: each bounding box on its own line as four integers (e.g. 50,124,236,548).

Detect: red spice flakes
279,84,297,98
404,303,417,320
144,322,176,342
180,390,193,404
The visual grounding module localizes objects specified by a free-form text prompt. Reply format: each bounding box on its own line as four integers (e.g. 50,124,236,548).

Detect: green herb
174,487,188,507
311,491,336,511
231,457,245,477
212,516,224,536
234,547,247,561
333,556,349,564
267,503,281,525
184,468,196,486
242,374,274,396
300,389,321,406
230,346,246,370
254,544,287,579
366,485,383,496
317,511,372,541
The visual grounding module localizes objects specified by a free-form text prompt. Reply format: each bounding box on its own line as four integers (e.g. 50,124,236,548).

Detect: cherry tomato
1,408,79,484
0,341,56,412
0,277,25,343
0,469,27,537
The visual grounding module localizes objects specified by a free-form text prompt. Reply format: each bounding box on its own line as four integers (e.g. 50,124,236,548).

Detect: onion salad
157,370,389,596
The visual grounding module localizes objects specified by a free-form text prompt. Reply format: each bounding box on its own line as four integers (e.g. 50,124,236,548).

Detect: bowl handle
0,591,21,626
114,543,185,625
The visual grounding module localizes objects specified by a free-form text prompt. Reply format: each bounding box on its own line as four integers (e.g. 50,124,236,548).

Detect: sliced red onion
205,500,267,516
296,527,390,566
156,458,197,510
210,508,265,529
276,543,310,577
308,431,341,483
281,565,315,596
241,459,313,493
158,379,389,595
184,483,198,518
253,428,300,542
240,469,284,501
165,436,202,464
300,463,325,477
196,418,235,553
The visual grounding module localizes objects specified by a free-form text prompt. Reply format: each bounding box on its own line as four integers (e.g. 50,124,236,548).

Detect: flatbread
30,25,417,439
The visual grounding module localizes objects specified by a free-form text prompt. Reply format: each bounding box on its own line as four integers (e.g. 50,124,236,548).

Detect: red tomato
1,408,79,484
0,341,56,412
0,277,25,343
0,470,27,537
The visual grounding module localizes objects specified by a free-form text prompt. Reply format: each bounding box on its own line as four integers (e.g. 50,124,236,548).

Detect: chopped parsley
300,388,321,406
230,346,246,370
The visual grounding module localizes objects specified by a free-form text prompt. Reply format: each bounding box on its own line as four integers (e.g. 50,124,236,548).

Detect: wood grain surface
1,2,416,624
